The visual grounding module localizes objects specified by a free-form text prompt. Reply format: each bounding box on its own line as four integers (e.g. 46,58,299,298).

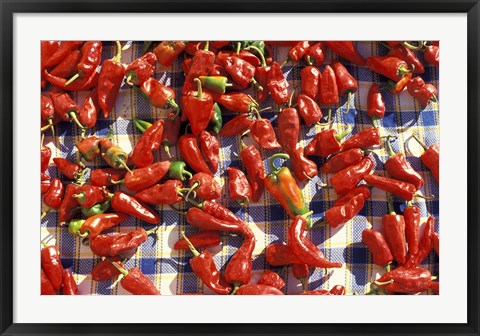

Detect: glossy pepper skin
407,77,437,106
41,269,56,295
341,128,381,151
182,232,231,295
182,78,214,136
78,89,100,129
58,183,82,225
300,65,320,100
311,127,351,157
41,173,51,195
178,134,212,175
330,157,374,196
362,229,393,266
325,41,366,66
406,215,435,268
124,161,171,192
320,148,364,174
50,91,85,129
382,201,407,265
111,191,159,224
219,114,252,137
403,202,421,256
225,235,256,292
265,243,303,266
290,147,318,183
253,55,271,103
297,94,323,126
129,119,164,168
189,173,222,200
304,42,325,65
41,245,63,291
154,41,186,67
42,178,64,210
139,78,179,112
53,158,82,180
134,180,183,205
173,231,221,251
44,67,99,92
257,270,285,290
212,92,258,114
289,214,343,268
249,117,281,150
235,284,284,295
227,167,253,206
182,46,215,95
267,61,289,105
201,201,251,235
387,44,424,74
71,213,128,239
41,95,55,131
97,42,126,118
264,154,310,225
223,56,256,89
412,134,439,182
198,130,220,173
90,168,125,187
90,228,149,257
62,269,79,295
167,161,193,182
325,193,365,228
115,265,159,295
240,145,266,203
374,266,432,294
91,257,123,281
277,106,300,155
186,208,247,234
332,61,358,96
67,41,103,85
99,138,131,171
43,41,82,68
367,83,386,119
199,76,231,94
333,185,371,207
50,49,81,78
364,174,417,201
433,233,439,256
41,41,59,88
384,138,424,190
125,52,157,86
319,65,339,105
424,45,439,66
366,56,411,81
161,113,182,158
73,184,108,208
288,41,311,62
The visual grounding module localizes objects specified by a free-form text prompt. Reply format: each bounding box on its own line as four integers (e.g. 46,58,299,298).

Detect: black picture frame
1,1,479,335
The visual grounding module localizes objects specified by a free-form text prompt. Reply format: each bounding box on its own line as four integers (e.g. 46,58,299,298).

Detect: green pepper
264,153,311,227
99,139,132,173
167,161,193,181
199,76,232,94
81,199,111,218
133,118,152,133
209,103,223,135
68,218,85,236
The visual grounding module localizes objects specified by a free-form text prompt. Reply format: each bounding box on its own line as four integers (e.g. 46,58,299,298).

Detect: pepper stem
268,153,290,173
203,41,209,51
113,41,122,63
125,75,134,86
373,279,394,287
344,92,351,114
64,73,80,86
68,111,86,130
318,108,333,127
397,64,411,77
334,124,352,142
184,182,200,203
245,45,266,67
164,145,173,159
111,261,129,277
402,41,425,51
251,78,263,91
194,78,204,99
40,207,51,220
229,283,240,295
288,90,295,108
411,133,428,151
181,231,200,257
384,136,396,157
117,158,133,173
236,42,241,55
414,193,435,200
387,195,396,215
167,99,180,119
40,119,55,135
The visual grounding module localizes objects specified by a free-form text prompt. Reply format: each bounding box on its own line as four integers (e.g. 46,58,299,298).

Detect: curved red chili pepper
217,50,261,68
374,266,431,294
43,41,82,68
198,130,220,173
249,117,281,150
296,94,323,126
407,77,437,106
288,41,311,62
364,174,417,201
227,166,253,206
412,134,439,182
332,61,358,96
325,41,366,66
319,65,339,106
78,88,100,129
161,113,182,158
114,265,159,295
90,228,149,257
73,213,128,239
405,215,435,267
186,207,246,233
384,138,424,190
66,41,103,85
341,127,381,151
366,56,411,81
304,42,325,65
58,183,82,225
50,50,81,78
265,243,303,266
218,114,252,136
134,180,183,205
124,161,171,192
73,184,108,208
178,134,212,175
257,270,285,290
125,52,157,86
53,158,83,180
223,55,256,89
111,191,159,224
212,92,258,114
182,78,213,136
154,41,186,67
382,200,407,265
89,168,126,187
139,77,179,111
240,144,266,203
267,61,289,105
91,257,123,282
325,193,365,228
129,119,164,168
43,68,98,91
277,106,300,155
41,245,64,291
311,127,351,157
62,269,79,295
367,83,386,119
225,235,256,293
189,173,222,200
320,148,364,174
300,65,320,100
330,157,374,196
362,229,393,266
173,231,221,251
387,44,424,74
290,147,318,183
235,284,284,295
403,202,421,256
50,92,85,129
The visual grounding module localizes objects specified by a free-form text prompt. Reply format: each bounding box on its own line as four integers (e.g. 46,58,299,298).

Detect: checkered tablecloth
41,41,439,295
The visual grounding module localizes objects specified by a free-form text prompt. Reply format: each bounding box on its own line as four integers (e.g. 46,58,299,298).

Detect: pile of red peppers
40,40,439,295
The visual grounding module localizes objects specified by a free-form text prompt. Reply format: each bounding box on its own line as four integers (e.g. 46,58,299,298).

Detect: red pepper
310,126,351,157
277,100,300,155
223,55,257,89
111,191,159,224
113,264,159,295
318,65,339,106
50,50,81,78
178,134,212,175
330,157,374,196
403,202,421,256
73,184,108,208
265,243,303,266
124,161,171,192
320,148,364,174
125,52,156,86
50,91,85,129
41,173,51,195
182,78,213,135
41,145,52,172
304,42,325,65
41,244,63,291
267,61,289,105
183,45,215,94
218,50,261,68
74,213,129,239
43,67,98,91
41,41,59,88
97,41,126,118
364,174,417,201
139,77,179,112
289,214,342,268
90,228,150,257
41,95,55,133
218,114,252,136
249,116,281,150
227,166,252,206
300,289,329,295
387,72,413,95
366,56,411,81
387,44,424,74
382,202,407,265
174,231,221,251
367,83,386,119
296,94,323,126
257,270,285,290
90,168,125,187
332,61,358,96
240,144,266,202
333,185,370,207
91,257,123,281
78,88,99,129
341,127,381,151
292,263,310,290
129,119,164,168
53,158,83,180
433,232,439,256
153,41,186,67
186,207,247,234
58,183,82,225
61,269,78,295
43,41,82,68
407,77,438,106
300,65,320,100
288,41,311,62
235,284,284,295
188,173,222,200
412,134,439,182
65,41,103,85
430,281,439,295
198,130,220,173
329,285,346,295
181,232,231,295
41,269,56,295
384,138,424,190
199,201,252,237
225,235,256,293
324,193,365,228
325,41,366,66
134,180,183,205
161,113,182,158
374,266,432,294
362,229,393,266
424,45,439,66
76,135,101,161
212,92,258,114
406,216,435,267
99,138,133,173
290,147,318,183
